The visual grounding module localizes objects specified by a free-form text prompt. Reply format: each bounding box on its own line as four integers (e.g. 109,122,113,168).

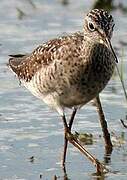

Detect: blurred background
0,0,127,179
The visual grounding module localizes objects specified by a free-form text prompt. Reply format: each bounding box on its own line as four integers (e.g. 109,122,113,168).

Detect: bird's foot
64,128,77,142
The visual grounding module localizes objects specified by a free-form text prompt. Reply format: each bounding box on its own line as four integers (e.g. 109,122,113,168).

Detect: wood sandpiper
8,9,118,167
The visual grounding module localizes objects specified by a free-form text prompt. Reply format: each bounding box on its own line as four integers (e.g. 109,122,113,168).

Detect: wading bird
8,9,117,170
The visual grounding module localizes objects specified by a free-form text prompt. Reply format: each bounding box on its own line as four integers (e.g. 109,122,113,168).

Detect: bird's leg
94,95,113,155
68,108,77,129
62,109,108,174
62,114,69,167
62,108,77,166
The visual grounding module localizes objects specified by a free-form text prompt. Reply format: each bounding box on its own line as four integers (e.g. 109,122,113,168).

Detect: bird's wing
8,32,84,82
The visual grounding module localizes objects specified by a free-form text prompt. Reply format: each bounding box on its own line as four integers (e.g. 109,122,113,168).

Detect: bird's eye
88,22,95,31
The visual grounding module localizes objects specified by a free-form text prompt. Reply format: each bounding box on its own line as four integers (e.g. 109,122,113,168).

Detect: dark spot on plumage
81,77,87,86
91,85,95,89
87,88,92,93
74,62,78,66
70,69,73,73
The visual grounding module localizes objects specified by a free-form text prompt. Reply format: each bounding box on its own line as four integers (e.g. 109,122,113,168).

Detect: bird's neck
83,33,108,47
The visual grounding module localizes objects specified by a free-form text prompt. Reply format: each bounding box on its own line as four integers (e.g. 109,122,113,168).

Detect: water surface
0,0,127,179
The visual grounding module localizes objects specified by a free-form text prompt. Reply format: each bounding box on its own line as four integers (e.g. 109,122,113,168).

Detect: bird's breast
22,43,115,110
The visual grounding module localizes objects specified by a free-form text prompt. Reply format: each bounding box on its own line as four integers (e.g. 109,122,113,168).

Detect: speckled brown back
8,32,84,82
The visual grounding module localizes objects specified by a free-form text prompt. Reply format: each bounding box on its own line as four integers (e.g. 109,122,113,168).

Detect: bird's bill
105,37,118,63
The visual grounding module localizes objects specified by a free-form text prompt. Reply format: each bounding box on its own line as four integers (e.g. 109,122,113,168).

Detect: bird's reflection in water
104,145,113,165
53,165,69,180
91,146,113,180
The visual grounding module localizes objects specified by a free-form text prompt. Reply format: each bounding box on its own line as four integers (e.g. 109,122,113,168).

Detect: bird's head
84,9,118,63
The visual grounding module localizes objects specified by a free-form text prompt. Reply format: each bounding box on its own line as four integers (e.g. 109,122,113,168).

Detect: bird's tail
7,54,26,75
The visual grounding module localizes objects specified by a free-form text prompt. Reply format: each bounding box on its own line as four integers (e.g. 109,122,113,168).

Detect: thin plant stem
120,119,127,128
115,64,127,102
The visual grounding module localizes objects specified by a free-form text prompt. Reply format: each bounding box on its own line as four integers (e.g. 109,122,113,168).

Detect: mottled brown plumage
8,28,115,114
9,32,84,82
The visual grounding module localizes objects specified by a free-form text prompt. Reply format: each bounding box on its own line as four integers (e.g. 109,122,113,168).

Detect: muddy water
0,0,127,179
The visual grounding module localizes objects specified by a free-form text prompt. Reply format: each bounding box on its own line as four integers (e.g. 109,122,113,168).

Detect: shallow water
0,0,127,179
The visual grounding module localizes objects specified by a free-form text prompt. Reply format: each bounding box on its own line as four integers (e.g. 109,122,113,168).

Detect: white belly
23,79,64,116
